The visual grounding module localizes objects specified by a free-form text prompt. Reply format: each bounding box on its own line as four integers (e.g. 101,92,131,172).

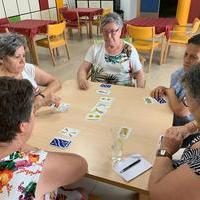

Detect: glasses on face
182,96,189,107
102,28,119,35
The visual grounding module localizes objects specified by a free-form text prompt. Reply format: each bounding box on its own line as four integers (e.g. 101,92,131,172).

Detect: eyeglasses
182,96,189,107
102,28,119,35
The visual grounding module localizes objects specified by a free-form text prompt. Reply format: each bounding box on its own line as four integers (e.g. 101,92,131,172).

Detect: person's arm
77,61,92,90
149,162,200,200
35,152,88,199
149,129,200,200
34,66,61,95
165,120,199,139
34,66,61,111
165,88,190,117
134,68,145,88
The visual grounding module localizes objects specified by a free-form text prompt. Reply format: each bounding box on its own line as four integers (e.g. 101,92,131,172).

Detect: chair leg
79,26,82,38
49,48,56,66
159,41,165,65
65,42,70,60
163,42,170,64
68,28,73,39
56,48,59,56
86,24,89,37
148,49,154,73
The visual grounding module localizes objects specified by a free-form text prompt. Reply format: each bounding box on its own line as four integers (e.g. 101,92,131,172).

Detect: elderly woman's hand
165,126,191,140
78,77,89,90
43,93,61,107
34,93,61,111
161,129,184,155
151,86,168,99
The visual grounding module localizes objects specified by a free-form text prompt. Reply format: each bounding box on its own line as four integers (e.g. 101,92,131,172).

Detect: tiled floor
33,30,185,200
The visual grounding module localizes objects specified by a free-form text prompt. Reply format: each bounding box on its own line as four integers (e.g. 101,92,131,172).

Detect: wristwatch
156,149,172,159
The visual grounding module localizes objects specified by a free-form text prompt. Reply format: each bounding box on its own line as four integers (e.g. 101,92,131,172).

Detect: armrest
175,24,192,28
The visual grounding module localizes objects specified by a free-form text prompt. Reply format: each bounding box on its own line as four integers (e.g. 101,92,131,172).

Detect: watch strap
156,149,172,159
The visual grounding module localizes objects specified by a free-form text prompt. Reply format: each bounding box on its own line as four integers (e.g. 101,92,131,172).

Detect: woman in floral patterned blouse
0,77,88,200
77,12,145,89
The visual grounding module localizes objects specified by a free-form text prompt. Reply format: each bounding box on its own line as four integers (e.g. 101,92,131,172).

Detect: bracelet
35,92,45,98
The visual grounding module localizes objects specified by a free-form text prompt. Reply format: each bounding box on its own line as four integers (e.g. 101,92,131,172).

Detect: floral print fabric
0,150,47,200
85,41,142,86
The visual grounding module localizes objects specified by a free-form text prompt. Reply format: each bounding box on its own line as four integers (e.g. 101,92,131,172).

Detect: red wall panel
188,0,200,23
39,0,49,10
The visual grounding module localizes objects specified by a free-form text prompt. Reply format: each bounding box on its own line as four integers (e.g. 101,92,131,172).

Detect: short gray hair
182,63,200,104
100,12,123,30
0,33,25,59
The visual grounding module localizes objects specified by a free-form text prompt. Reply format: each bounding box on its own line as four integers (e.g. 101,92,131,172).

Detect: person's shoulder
22,63,36,78
23,63,35,71
172,67,184,77
123,40,138,53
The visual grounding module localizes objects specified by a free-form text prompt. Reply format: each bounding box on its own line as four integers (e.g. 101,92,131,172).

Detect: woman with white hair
77,12,145,89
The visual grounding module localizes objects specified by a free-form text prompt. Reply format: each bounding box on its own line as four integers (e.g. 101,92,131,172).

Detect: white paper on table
113,154,152,182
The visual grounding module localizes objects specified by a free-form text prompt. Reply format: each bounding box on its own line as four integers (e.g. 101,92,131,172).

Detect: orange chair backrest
103,8,112,16
47,21,66,36
127,25,155,40
191,18,200,34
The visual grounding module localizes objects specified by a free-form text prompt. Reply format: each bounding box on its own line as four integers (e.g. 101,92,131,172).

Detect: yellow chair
127,25,165,72
92,8,112,34
164,18,200,63
36,21,70,66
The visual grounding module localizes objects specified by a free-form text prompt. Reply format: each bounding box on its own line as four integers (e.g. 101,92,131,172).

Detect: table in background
29,80,173,197
61,7,103,38
0,19,56,65
122,17,178,39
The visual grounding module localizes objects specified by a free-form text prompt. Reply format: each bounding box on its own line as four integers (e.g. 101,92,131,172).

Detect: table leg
88,20,93,39
134,192,149,200
27,37,39,66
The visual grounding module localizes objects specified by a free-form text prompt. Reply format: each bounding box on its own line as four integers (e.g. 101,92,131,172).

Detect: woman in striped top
149,64,200,200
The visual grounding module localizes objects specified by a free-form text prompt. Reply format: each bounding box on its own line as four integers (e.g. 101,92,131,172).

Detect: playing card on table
99,96,114,105
144,97,156,104
154,97,167,104
92,102,109,114
100,83,112,88
96,89,111,95
86,111,102,120
50,137,72,149
56,103,70,112
61,127,80,137
118,127,132,139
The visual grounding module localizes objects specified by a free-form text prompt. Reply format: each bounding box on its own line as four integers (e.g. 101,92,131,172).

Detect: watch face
160,149,166,155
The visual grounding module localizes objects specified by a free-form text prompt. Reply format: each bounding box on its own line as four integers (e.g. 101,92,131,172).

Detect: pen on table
120,159,141,173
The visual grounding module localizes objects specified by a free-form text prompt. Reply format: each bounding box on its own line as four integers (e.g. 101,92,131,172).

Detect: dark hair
182,63,200,104
188,34,200,45
0,33,25,59
0,77,34,143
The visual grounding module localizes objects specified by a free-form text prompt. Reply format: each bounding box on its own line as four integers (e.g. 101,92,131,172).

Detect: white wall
121,0,137,20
